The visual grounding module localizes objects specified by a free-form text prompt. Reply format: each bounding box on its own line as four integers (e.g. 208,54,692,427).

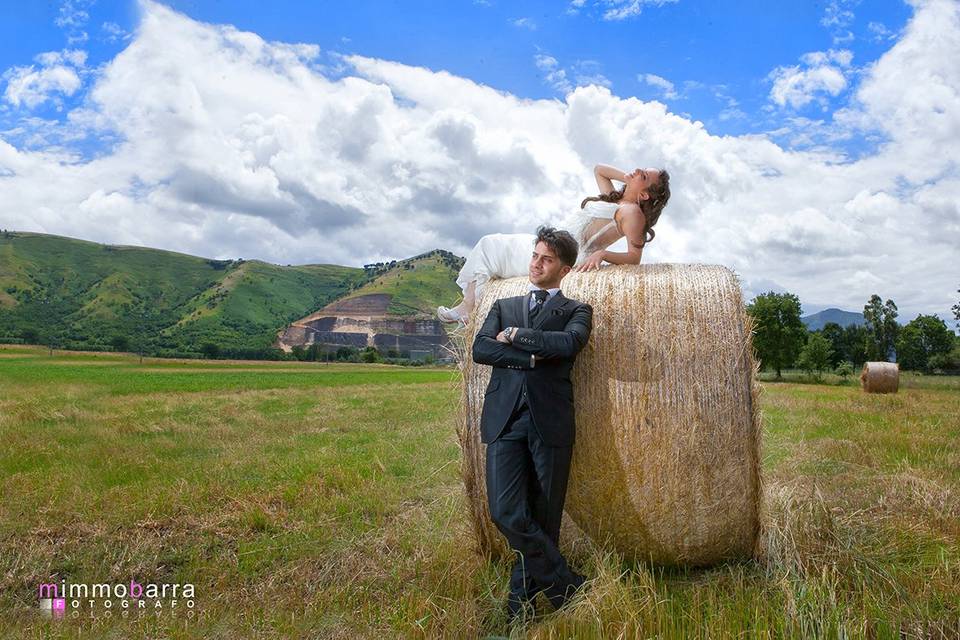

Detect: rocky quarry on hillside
275,292,453,360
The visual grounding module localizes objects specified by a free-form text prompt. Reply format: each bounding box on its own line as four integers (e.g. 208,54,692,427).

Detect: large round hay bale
457,264,762,567
860,361,899,393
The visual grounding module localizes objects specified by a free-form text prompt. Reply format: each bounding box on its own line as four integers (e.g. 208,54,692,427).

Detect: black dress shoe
544,572,587,611
505,593,536,625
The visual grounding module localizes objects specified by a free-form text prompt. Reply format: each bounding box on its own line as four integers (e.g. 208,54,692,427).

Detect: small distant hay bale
860,361,899,393
456,264,762,567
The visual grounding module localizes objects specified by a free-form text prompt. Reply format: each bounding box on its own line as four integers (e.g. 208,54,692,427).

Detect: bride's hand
574,250,605,272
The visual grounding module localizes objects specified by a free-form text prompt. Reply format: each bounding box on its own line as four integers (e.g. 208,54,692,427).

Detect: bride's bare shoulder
614,202,644,219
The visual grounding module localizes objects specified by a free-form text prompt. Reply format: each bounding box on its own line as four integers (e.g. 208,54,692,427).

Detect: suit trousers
485,394,581,609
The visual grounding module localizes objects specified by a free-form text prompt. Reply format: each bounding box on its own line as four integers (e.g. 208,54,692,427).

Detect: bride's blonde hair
580,169,670,245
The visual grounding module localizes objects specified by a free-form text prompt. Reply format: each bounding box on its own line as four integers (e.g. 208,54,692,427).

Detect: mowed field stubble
1,344,959,638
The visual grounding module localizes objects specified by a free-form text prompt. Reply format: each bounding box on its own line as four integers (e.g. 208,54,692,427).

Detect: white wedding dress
454,200,624,298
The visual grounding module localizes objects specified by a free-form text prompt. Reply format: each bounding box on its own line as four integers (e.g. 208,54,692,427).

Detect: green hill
350,250,465,316
0,231,461,358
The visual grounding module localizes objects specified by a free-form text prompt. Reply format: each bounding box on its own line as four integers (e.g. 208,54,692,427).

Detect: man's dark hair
534,226,578,268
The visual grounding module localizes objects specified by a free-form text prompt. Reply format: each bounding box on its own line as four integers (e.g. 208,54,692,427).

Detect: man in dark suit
472,226,593,623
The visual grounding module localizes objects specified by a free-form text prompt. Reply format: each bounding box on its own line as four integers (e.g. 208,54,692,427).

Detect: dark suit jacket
472,290,593,447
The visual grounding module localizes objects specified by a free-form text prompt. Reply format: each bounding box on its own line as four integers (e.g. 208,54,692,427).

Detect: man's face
529,241,570,288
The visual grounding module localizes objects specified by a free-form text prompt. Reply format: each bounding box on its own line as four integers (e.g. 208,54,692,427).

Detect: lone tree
797,332,834,380
895,314,955,371
819,322,846,368
863,294,899,361
746,291,807,379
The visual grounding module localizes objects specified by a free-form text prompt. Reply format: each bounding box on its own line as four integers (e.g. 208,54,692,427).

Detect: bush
200,342,220,359
835,360,855,384
336,347,359,362
361,347,381,363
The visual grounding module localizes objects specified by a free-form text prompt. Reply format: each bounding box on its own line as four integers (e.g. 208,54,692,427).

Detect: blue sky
0,0,912,151
0,0,957,324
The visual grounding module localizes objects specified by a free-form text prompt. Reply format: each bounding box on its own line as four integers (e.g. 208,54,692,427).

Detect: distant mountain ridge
801,308,865,331
0,231,463,358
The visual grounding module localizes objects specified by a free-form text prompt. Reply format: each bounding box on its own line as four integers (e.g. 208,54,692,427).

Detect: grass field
1,344,959,638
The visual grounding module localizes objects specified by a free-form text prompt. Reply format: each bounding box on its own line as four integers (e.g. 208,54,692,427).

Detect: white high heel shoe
437,305,464,323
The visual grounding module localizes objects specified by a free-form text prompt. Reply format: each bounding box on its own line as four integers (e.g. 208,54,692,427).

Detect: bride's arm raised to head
594,164,627,195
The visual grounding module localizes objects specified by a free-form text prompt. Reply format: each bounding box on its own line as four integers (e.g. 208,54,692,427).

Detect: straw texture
860,361,899,393
456,263,762,566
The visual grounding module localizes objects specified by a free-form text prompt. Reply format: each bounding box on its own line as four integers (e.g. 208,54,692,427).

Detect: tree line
747,289,960,379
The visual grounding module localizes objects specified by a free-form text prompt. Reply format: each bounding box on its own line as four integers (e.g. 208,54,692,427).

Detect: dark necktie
529,290,549,321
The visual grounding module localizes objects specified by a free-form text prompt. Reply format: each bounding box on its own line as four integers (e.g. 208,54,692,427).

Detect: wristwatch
504,327,515,342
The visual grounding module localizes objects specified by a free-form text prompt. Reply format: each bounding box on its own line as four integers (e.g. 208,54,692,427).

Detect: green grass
0,356,451,397
1,344,959,638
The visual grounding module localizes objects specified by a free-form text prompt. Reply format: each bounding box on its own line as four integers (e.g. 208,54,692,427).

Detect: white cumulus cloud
534,54,573,94
601,0,678,21
768,49,853,110
510,17,537,30
2,49,87,109
565,0,678,20
639,73,678,99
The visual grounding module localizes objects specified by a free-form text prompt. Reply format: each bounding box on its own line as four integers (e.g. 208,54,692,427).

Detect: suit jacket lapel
533,291,568,330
